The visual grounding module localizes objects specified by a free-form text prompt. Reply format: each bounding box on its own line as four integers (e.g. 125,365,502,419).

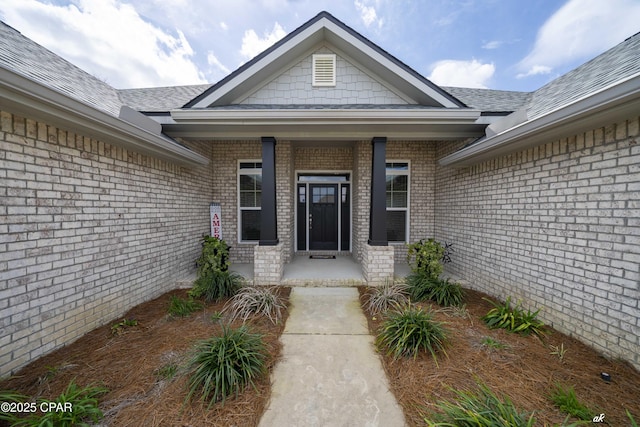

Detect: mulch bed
359,286,640,426
1,287,290,427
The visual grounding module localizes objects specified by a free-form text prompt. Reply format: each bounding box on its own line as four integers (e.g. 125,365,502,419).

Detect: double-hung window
386,162,409,243
238,161,262,242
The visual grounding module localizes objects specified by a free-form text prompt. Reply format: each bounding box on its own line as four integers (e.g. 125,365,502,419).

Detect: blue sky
1,0,639,92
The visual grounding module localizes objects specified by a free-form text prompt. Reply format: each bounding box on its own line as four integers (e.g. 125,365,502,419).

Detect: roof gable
185,11,464,109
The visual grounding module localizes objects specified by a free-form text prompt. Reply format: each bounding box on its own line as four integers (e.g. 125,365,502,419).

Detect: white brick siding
1,110,213,376
435,116,640,369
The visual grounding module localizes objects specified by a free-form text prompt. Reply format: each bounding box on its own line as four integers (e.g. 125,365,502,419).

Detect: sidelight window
238,161,262,242
386,162,409,243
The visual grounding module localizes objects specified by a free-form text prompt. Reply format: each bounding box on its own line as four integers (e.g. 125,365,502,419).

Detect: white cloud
482,40,503,50
240,22,286,60
354,0,383,28
517,0,640,78
220,21,228,31
0,0,207,88
428,59,495,89
207,51,230,74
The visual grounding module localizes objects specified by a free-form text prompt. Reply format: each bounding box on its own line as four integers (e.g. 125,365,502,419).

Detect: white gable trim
189,15,460,109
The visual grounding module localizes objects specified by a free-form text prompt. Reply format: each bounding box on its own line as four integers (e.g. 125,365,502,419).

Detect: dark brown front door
309,184,338,250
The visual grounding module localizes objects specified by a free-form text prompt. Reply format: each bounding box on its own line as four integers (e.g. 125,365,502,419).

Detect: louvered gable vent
312,54,336,86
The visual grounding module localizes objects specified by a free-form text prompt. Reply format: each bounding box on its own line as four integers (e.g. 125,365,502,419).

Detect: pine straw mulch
359,287,640,427
1,287,290,427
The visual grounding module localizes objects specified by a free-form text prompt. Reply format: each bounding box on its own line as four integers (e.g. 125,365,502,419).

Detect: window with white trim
386,162,409,243
238,161,262,242
312,54,336,86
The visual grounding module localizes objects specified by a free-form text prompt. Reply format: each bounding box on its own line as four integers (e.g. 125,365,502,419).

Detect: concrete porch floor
230,255,412,286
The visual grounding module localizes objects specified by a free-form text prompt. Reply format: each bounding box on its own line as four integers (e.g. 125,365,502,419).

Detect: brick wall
0,110,214,376
435,116,640,369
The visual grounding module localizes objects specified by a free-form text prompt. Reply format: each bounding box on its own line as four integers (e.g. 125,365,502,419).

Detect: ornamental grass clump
168,295,204,318
423,382,536,427
376,305,448,362
365,280,409,315
187,325,267,406
189,270,243,302
481,296,545,337
549,383,595,421
406,273,464,307
225,286,286,324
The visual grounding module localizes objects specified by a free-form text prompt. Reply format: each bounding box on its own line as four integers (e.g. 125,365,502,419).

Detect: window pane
240,174,261,191
386,193,392,208
386,210,406,242
241,191,261,207
386,162,408,171
241,210,261,241
392,175,407,191
392,192,407,208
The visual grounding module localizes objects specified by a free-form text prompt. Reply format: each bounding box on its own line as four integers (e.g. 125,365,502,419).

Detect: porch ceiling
162,107,485,140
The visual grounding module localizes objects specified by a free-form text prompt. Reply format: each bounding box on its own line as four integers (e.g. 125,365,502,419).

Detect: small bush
197,235,231,275
406,238,445,278
549,383,594,421
189,270,243,302
424,382,535,426
481,297,545,337
1,380,108,427
365,280,409,315
406,272,464,307
225,286,286,324
481,336,507,350
376,305,448,362
187,325,267,406
168,296,204,318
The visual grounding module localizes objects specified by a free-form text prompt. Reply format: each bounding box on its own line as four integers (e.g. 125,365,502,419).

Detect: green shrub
189,270,243,302
365,280,409,315
549,383,594,421
197,235,231,275
225,286,286,324
168,296,204,318
1,380,108,427
186,325,267,406
406,273,464,307
481,336,507,350
407,238,445,278
481,297,545,337
376,305,448,362
424,382,535,426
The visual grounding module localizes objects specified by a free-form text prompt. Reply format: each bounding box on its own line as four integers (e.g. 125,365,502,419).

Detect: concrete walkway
258,287,406,427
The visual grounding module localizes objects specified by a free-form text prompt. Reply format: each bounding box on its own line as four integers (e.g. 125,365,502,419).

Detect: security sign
210,203,222,239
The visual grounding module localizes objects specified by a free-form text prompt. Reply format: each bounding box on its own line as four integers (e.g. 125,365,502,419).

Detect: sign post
210,203,222,239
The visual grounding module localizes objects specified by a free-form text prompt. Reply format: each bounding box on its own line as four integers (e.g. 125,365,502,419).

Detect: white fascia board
0,68,208,167
322,20,460,108
190,20,327,108
439,72,640,167
171,107,480,124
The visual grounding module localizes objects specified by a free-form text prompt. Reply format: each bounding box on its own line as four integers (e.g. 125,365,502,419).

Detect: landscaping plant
481,297,545,337
110,318,138,336
189,270,243,302
376,305,448,362
406,238,445,277
0,380,107,427
186,325,267,406
423,382,536,427
364,279,409,315
549,383,594,421
168,295,204,318
197,235,231,275
406,273,464,307
225,286,286,324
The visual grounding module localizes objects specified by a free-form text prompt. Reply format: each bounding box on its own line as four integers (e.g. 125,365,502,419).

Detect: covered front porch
231,254,412,286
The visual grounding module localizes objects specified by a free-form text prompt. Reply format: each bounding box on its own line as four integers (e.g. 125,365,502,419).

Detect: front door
309,184,338,250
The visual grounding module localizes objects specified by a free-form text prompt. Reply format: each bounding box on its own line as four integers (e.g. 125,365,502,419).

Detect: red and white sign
210,203,222,239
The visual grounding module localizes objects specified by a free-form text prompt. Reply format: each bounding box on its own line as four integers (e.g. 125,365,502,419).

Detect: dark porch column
259,136,278,246
368,136,388,246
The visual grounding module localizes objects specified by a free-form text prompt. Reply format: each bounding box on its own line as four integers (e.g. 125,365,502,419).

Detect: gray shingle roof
0,21,123,116
442,87,531,113
526,31,640,120
118,84,212,112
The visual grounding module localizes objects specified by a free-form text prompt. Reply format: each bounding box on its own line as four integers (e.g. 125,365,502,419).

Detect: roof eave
439,73,640,167
0,67,209,167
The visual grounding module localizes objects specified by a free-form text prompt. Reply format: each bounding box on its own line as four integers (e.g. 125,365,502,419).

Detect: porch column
368,136,388,246
260,136,278,246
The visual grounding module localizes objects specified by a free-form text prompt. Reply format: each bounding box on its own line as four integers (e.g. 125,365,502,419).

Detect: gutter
0,67,209,167
439,72,640,167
